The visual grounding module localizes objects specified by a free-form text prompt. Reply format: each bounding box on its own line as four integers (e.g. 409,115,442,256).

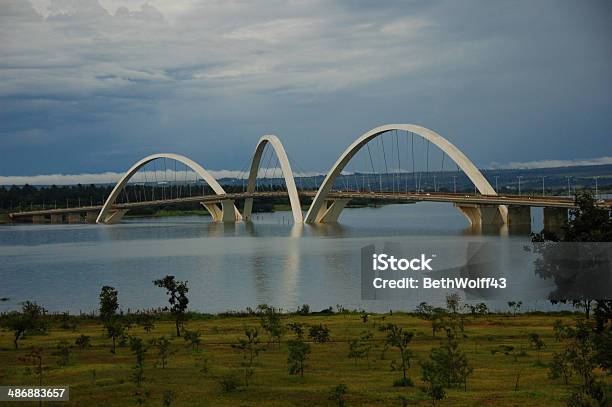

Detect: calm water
0,203,564,314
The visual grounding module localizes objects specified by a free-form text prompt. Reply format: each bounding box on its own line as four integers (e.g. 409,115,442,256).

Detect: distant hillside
218,164,612,194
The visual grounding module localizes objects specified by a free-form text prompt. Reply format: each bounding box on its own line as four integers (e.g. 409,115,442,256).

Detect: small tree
75,334,91,349
130,336,148,387
99,286,119,321
105,317,126,354
153,276,189,337
329,384,348,407
563,320,607,405
99,286,124,353
425,329,473,390
232,327,265,386
382,324,414,386
19,347,45,387
491,345,523,390
420,360,446,406
446,293,461,314
432,315,448,338
183,330,201,351
53,340,72,367
287,322,306,339
360,312,369,323
415,302,434,320
1,301,47,349
218,372,240,392
528,332,545,363
258,304,283,347
287,338,311,377
162,390,176,407
308,324,331,343
507,301,522,315
466,303,488,317
137,313,155,334
348,331,373,367
151,336,172,369
553,319,572,342
548,350,573,385
132,388,150,406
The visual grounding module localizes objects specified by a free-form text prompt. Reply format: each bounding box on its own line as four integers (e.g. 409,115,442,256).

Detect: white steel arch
304,124,506,223
96,153,241,224
243,135,302,223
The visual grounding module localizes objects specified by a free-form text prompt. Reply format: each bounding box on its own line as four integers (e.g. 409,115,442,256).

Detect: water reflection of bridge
9,124,611,233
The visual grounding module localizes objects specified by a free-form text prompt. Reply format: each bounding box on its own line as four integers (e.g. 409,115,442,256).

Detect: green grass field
0,312,609,406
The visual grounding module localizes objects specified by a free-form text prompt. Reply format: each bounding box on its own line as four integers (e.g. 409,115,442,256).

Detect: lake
0,202,568,314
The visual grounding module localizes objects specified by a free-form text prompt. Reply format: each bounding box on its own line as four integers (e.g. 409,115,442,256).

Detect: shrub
151,336,172,368
218,372,240,392
183,330,201,351
75,334,91,349
347,331,373,367
308,324,331,343
53,340,72,367
162,390,176,407
393,377,414,387
287,322,306,339
329,384,348,407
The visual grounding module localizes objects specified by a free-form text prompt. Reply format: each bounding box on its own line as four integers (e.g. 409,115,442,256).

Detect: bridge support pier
243,198,254,221
202,202,223,222
507,206,531,233
50,214,63,224
221,200,238,222
67,213,82,223
32,215,46,224
101,209,128,224
201,200,240,222
312,198,351,223
543,207,568,236
455,204,506,228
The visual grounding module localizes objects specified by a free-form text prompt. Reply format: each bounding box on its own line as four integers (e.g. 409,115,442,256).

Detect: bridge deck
8,191,611,220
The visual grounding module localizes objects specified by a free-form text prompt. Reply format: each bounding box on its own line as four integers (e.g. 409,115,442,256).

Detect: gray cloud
1,0,611,177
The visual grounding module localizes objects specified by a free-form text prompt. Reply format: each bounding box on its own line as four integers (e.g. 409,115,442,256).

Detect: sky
1,0,611,184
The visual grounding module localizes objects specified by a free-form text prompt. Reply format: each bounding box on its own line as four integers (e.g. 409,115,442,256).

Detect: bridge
8,124,611,232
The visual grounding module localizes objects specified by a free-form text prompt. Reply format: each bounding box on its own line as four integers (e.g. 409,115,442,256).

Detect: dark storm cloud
0,0,611,178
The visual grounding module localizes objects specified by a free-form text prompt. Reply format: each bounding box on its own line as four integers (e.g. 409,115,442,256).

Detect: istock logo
372,253,435,271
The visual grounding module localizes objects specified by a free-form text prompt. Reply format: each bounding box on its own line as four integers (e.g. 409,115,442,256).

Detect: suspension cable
411,132,416,192
425,140,430,191
380,135,389,193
